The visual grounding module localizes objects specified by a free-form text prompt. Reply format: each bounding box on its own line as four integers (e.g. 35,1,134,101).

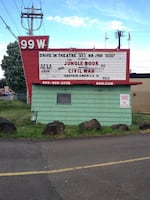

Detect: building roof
130,73,150,78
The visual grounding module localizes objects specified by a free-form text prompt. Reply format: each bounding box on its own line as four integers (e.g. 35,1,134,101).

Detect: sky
0,0,150,78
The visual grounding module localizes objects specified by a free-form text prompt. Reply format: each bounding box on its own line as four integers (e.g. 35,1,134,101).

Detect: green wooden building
31,84,132,125
18,36,141,126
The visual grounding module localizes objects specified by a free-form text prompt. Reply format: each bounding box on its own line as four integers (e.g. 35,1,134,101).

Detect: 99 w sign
18,36,49,50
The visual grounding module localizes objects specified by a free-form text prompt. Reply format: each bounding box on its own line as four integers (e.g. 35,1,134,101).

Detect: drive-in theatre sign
39,50,128,85
18,36,132,102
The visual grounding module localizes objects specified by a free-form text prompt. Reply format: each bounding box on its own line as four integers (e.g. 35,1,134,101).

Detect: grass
0,100,150,139
0,100,44,139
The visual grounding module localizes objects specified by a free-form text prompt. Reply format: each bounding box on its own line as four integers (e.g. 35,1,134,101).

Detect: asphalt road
0,134,150,200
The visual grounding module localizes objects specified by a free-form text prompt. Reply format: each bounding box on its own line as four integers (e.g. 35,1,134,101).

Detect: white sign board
120,94,130,108
39,51,127,81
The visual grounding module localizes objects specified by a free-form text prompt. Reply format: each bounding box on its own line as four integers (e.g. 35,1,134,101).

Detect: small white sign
120,94,130,108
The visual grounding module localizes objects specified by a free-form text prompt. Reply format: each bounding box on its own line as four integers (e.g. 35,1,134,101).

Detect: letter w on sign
37,39,46,49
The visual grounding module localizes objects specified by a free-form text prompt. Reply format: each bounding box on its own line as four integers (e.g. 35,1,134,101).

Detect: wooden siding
31,85,132,125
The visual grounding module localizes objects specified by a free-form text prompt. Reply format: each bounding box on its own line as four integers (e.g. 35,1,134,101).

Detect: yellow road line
0,156,150,177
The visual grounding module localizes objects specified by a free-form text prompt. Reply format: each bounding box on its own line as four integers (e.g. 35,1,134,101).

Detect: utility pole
21,4,43,35
105,32,109,48
21,4,43,104
128,32,131,49
116,30,124,49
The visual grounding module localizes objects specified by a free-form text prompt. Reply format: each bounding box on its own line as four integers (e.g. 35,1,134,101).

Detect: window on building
57,93,71,104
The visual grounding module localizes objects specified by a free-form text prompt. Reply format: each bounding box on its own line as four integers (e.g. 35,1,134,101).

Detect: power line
0,0,20,35
14,0,21,18
0,16,17,40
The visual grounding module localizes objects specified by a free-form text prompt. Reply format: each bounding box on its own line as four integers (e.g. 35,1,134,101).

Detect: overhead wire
37,0,45,35
14,0,21,15
0,0,20,36
22,0,32,8
0,0,44,40
0,16,18,40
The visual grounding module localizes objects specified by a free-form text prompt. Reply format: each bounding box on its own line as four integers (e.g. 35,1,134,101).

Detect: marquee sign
39,51,127,83
18,36,133,102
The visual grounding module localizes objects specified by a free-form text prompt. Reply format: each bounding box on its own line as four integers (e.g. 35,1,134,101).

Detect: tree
0,78,6,88
1,41,26,93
